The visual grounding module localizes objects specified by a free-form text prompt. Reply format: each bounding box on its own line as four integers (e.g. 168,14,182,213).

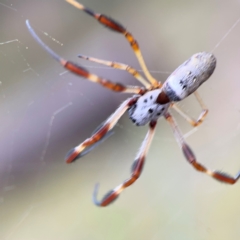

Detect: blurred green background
1,0,240,239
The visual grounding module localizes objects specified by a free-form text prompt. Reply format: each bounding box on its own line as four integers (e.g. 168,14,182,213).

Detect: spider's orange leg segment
77,122,115,159
65,97,139,163
26,20,145,95
78,54,151,88
165,112,240,184
93,120,157,206
66,0,159,87
62,60,145,93
171,91,208,127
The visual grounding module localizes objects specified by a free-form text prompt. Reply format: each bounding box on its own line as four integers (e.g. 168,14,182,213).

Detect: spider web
1,0,240,239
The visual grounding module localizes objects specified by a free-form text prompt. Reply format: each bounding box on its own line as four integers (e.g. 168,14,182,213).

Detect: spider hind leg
26,20,144,95
65,0,159,87
78,54,151,88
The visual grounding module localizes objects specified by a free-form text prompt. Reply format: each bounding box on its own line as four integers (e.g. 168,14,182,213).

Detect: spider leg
26,20,145,95
78,123,115,158
78,54,151,88
75,117,120,158
93,120,157,207
164,111,240,184
65,96,139,163
171,91,208,127
65,0,159,87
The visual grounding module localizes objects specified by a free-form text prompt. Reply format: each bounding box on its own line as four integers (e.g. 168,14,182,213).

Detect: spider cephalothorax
26,0,240,207
128,90,170,126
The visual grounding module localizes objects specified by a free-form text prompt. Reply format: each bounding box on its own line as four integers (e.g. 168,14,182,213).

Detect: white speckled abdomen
128,89,170,126
162,52,216,101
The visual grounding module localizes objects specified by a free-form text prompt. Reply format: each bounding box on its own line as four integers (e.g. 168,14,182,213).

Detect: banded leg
164,112,240,184
171,92,208,127
66,0,159,87
78,54,151,88
93,120,157,207
65,96,138,163
26,20,145,95
78,122,115,159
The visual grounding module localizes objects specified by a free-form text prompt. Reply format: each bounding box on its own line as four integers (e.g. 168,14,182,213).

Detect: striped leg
26,20,145,95
93,120,157,207
65,97,138,163
78,54,151,88
164,112,240,184
171,91,208,127
65,0,159,87
76,121,115,159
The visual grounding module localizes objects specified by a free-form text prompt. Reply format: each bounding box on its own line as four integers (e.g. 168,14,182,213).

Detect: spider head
162,52,216,102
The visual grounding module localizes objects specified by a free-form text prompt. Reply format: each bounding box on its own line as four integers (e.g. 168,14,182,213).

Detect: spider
26,0,240,207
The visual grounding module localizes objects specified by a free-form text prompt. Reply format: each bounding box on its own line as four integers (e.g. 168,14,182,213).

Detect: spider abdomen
128,89,170,126
163,52,216,101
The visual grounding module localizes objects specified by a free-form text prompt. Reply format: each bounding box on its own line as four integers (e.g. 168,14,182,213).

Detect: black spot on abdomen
148,108,153,114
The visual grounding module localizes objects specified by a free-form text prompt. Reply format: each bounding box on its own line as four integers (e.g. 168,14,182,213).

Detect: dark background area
1,0,240,239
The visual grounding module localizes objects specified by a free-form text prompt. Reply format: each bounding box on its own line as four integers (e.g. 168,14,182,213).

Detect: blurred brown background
1,0,240,239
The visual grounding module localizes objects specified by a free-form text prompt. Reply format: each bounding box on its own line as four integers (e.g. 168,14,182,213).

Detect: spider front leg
171,91,208,127
65,96,139,163
26,20,145,95
164,112,240,184
93,120,157,207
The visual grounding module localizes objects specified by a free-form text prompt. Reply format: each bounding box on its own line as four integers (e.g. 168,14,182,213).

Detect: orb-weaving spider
26,0,240,207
